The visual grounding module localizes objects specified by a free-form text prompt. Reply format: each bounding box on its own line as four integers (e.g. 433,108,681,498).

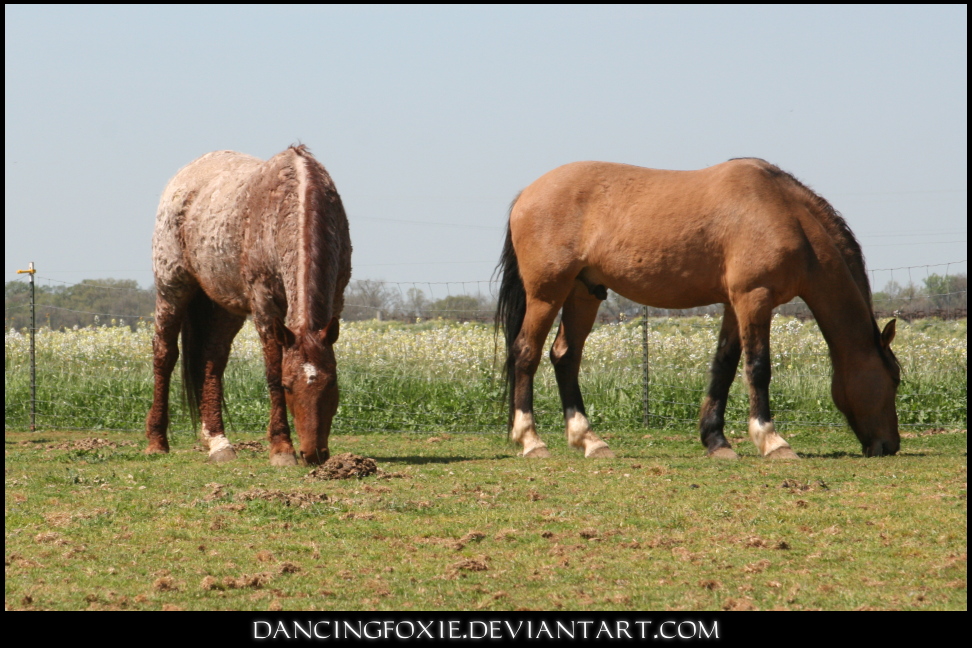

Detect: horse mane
733,158,873,309
733,159,900,375
290,145,350,332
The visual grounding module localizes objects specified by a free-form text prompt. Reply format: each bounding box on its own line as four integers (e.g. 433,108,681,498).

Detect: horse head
273,317,340,465
833,319,901,457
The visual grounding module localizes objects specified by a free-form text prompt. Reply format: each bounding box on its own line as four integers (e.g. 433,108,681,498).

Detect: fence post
16,262,36,431
642,305,649,428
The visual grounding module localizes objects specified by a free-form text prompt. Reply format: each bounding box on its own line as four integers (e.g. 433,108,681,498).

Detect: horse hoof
145,445,169,455
708,447,738,460
270,452,299,467
765,446,799,461
522,445,551,458
209,447,237,463
585,445,616,459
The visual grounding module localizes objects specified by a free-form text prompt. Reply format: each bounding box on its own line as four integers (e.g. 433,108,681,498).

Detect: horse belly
184,222,252,315
585,226,729,309
599,261,728,309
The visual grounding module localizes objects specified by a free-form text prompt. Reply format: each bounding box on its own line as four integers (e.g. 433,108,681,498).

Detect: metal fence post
16,262,36,431
642,305,649,428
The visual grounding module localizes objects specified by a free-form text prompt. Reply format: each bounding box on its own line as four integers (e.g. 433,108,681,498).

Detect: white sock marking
200,423,232,456
748,418,790,456
512,409,546,455
565,407,592,448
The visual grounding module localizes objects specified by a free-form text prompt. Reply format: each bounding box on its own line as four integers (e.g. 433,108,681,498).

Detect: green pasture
4,426,967,611
4,316,967,610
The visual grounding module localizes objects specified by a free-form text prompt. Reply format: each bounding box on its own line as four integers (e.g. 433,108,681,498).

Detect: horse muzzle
863,438,900,457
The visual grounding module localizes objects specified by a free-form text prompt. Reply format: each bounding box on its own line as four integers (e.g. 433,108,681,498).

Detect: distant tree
401,287,429,320
873,279,921,313
598,291,641,322
923,273,968,312
342,279,400,321
5,279,154,331
427,294,485,321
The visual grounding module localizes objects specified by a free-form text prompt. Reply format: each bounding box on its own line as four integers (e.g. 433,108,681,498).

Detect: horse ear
319,317,340,345
271,317,296,348
880,319,896,348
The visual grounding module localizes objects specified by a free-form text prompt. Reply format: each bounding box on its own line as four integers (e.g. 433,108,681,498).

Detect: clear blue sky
5,5,967,294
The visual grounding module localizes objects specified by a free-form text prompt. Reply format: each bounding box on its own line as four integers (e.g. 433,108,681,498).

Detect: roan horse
496,159,900,460
146,145,351,466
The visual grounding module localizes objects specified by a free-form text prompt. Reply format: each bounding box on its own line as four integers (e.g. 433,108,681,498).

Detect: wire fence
4,262,967,436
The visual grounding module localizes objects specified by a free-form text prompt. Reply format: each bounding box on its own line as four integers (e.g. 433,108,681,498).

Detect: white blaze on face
748,418,790,456
200,423,232,456
303,362,318,384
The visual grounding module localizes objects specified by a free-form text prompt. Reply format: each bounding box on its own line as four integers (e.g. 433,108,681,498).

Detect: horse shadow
370,454,515,465
797,450,931,459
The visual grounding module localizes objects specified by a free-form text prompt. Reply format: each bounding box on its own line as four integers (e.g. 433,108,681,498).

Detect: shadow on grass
798,450,931,459
372,454,515,465
5,437,53,445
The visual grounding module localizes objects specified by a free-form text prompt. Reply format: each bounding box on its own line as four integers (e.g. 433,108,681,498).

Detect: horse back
153,151,263,314
512,160,823,309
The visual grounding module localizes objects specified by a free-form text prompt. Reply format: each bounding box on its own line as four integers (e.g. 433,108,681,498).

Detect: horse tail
494,193,526,433
180,291,211,432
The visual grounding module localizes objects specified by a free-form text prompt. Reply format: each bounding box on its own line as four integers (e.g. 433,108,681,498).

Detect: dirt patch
780,479,828,492
900,428,967,439
454,531,486,551
205,483,228,501
278,561,301,574
453,558,489,572
236,489,329,507
722,597,758,611
307,453,379,480
153,576,178,592
43,508,108,528
743,559,771,573
217,573,273,589
34,532,67,545
47,438,136,451
234,441,267,452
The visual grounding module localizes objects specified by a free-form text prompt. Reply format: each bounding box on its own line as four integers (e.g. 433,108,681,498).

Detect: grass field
4,427,966,611
5,317,966,610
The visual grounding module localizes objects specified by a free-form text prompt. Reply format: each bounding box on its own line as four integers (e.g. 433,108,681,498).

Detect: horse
495,158,900,460
145,145,352,466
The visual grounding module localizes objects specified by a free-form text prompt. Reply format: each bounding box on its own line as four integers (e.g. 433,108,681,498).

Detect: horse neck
801,264,880,373
292,152,340,332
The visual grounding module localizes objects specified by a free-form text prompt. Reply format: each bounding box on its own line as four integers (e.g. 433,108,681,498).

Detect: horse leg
699,306,742,459
145,298,187,454
196,305,245,463
511,297,562,458
257,327,299,467
550,286,615,458
734,290,799,460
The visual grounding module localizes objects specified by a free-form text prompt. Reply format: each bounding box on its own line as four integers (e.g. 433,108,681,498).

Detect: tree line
5,273,967,331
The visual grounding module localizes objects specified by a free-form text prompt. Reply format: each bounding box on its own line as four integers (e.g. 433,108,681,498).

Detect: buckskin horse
146,145,351,466
496,159,900,460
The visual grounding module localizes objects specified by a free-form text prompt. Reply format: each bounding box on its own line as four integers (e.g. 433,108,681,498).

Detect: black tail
180,291,211,432
493,193,526,432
